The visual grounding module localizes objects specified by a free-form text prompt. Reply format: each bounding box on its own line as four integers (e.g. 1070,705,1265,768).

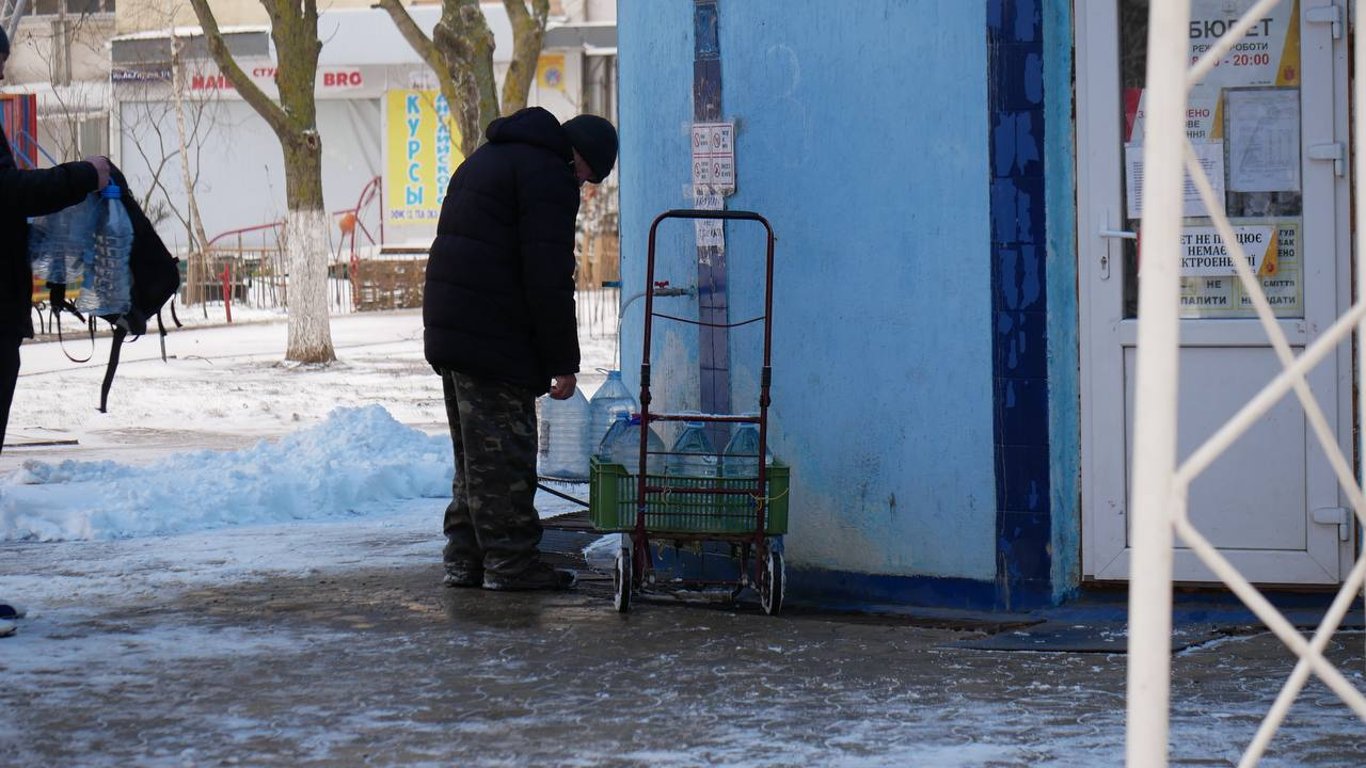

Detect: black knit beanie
562,114,618,183
0,27,10,56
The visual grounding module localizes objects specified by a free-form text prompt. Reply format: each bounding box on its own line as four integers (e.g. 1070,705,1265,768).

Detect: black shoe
442,562,484,588
482,562,577,592
0,602,24,620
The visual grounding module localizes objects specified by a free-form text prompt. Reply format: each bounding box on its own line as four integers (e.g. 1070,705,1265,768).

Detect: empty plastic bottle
27,191,100,286
605,414,665,475
587,370,637,461
76,184,133,317
721,423,774,478
537,386,590,480
667,421,719,478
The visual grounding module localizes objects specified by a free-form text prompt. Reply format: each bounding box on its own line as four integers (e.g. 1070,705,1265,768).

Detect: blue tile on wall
993,310,1047,379
1010,0,1042,44
989,176,1045,245
987,0,1007,42
1000,510,1051,583
995,376,1049,448
996,445,1050,512
1016,176,1045,244
990,178,1019,243
992,43,1045,111
992,110,1045,179
993,244,1046,313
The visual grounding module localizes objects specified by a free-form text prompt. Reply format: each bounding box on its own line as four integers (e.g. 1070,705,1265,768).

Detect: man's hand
549,373,577,400
84,156,111,190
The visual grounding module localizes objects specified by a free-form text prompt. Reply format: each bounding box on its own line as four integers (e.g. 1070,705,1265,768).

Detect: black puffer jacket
0,129,99,338
423,107,581,394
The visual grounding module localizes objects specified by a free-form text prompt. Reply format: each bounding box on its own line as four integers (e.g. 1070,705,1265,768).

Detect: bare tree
376,0,549,158
188,0,335,364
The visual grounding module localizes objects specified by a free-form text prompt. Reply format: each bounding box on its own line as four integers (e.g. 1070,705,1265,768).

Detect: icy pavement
1,500,1364,767
0,310,1363,765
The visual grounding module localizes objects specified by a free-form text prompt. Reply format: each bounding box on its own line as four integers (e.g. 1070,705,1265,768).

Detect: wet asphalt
1,529,1363,768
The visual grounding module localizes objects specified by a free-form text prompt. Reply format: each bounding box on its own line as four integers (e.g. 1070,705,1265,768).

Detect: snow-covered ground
1,304,619,598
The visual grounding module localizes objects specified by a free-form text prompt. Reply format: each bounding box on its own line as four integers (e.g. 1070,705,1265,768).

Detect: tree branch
187,0,291,137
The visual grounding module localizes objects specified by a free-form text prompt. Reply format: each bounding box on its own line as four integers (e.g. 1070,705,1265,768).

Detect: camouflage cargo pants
440,370,543,577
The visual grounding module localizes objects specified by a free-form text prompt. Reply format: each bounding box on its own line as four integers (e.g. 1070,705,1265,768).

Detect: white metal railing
1128,1,1366,766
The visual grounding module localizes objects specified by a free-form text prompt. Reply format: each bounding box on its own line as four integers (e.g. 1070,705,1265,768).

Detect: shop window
30,0,115,16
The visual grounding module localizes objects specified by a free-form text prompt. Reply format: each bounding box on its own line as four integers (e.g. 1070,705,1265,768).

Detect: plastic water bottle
667,421,719,478
76,184,133,317
587,370,637,461
28,191,100,286
537,386,590,480
607,414,665,475
595,411,631,460
721,424,774,478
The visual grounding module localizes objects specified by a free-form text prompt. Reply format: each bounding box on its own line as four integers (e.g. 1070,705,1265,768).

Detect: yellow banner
385,90,463,226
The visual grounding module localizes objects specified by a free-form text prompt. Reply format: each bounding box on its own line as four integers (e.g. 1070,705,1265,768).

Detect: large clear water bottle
587,370,637,462
721,423,774,478
594,411,631,460
537,386,590,480
667,421,719,478
76,183,134,317
28,191,100,286
607,414,665,475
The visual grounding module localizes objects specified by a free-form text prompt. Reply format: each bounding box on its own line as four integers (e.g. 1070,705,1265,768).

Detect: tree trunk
434,0,499,158
188,0,335,363
500,0,549,114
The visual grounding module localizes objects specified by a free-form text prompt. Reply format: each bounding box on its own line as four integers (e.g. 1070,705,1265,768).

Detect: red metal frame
635,209,778,594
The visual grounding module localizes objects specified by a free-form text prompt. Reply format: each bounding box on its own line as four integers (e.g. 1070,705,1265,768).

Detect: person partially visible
0,28,108,637
0,25,110,459
424,107,617,591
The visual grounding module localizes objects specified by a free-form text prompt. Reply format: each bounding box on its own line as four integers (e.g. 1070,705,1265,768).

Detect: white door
1077,0,1354,584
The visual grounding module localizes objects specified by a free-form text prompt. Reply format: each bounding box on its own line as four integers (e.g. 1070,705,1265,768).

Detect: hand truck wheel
760,548,785,616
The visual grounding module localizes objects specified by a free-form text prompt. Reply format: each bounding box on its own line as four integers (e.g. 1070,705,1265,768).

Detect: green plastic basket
588,456,789,535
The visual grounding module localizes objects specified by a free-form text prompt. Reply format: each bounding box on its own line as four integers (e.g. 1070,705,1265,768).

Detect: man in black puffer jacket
425,106,617,592
0,28,110,455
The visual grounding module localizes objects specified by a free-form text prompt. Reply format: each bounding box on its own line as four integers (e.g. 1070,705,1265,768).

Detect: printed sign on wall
385,90,463,229
537,54,566,92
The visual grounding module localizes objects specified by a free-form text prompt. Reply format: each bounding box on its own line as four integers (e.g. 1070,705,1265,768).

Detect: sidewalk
1,501,1362,767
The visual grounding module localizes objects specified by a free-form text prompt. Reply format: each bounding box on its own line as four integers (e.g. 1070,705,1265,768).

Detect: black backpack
43,165,183,412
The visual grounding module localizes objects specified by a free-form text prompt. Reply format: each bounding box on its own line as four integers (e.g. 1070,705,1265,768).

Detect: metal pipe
1126,1,1190,765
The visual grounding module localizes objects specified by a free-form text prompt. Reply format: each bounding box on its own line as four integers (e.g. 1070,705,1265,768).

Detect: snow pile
0,405,452,542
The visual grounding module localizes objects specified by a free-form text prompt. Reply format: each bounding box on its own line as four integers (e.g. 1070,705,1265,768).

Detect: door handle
1099,228,1138,240
1097,227,1136,281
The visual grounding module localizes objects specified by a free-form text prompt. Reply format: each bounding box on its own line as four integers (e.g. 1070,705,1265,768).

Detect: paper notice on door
1179,224,1273,277
1125,141,1225,219
1226,88,1300,193
1179,220,1300,319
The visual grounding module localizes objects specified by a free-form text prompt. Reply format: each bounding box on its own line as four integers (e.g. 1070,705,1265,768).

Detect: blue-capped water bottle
76,183,133,317
608,414,666,475
28,191,100,287
595,411,631,460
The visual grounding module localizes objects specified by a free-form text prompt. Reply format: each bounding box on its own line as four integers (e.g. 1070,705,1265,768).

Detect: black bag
42,165,183,412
